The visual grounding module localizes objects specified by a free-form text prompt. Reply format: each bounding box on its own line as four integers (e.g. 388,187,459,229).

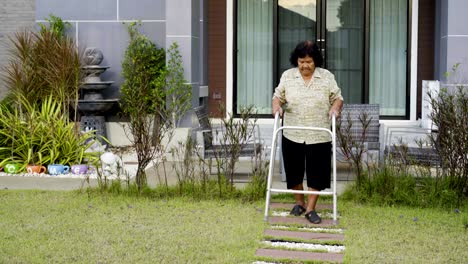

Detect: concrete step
255,248,343,263
264,229,344,241
268,216,338,227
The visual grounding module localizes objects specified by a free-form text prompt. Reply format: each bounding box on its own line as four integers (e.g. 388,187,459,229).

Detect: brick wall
207,0,226,117
0,0,35,98
417,0,436,119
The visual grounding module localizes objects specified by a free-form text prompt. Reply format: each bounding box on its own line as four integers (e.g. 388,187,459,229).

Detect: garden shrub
242,172,268,201
428,69,467,203
0,95,99,170
211,105,261,187
341,64,467,208
342,166,466,208
120,22,192,192
337,110,373,190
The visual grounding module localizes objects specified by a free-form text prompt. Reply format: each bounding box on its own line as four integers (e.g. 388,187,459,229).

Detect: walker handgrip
273,111,280,131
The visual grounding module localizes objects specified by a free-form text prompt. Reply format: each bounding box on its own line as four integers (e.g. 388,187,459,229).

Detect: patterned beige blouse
273,67,343,144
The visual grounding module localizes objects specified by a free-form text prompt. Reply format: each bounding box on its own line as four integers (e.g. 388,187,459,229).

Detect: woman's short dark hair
289,40,323,67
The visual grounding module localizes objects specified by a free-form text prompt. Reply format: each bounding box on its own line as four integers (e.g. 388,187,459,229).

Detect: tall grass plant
2,15,82,116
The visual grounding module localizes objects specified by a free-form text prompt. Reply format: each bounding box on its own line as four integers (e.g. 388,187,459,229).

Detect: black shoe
290,204,306,216
305,210,322,224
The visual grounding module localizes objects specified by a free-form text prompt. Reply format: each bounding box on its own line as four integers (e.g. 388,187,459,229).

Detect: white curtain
369,0,407,116
237,0,273,114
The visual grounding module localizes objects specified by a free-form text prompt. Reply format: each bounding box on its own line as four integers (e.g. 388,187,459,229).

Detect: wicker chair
279,104,381,181
337,104,381,163
193,106,263,164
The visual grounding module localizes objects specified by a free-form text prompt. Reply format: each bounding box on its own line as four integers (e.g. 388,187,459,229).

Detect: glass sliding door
236,0,273,114
369,0,407,116
235,0,409,118
326,0,364,104
278,0,317,80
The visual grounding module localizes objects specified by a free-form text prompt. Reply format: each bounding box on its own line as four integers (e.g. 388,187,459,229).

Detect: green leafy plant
121,22,166,114
337,111,372,189
38,14,71,38
165,42,192,127
120,22,192,192
209,105,261,191
169,136,200,196
120,22,166,190
428,64,468,204
0,95,99,170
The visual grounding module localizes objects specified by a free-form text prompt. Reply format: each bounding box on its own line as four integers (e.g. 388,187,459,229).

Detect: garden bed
0,171,126,179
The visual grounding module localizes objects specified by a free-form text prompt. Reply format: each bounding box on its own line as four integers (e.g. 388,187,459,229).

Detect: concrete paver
258,201,345,263
256,248,344,263
264,229,345,241
268,216,338,227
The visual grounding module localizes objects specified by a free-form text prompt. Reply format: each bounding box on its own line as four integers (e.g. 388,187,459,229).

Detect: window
369,0,408,116
236,0,273,115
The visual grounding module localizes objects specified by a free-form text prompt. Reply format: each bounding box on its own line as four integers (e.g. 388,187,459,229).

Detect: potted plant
26,151,47,174
70,148,92,175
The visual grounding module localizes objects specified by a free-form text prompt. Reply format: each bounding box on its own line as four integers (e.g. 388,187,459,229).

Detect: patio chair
337,104,381,164
383,126,440,167
193,106,263,171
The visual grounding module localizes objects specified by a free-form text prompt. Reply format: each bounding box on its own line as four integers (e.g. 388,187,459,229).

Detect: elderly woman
272,40,343,224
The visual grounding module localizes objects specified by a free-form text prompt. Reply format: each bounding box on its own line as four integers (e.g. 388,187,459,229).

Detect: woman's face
297,55,315,77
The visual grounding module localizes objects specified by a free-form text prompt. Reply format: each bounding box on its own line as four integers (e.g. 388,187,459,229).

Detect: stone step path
264,229,344,242
254,202,344,263
256,249,344,263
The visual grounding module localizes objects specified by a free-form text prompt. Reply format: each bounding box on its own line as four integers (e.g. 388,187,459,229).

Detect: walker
264,112,338,223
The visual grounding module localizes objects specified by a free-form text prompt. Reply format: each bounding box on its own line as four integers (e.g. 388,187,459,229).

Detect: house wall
435,0,468,81
1,0,208,146
36,0,167,100
0,0,35,98
31,0,205,145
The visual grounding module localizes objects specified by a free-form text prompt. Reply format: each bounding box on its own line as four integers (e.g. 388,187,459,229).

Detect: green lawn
0,190,466,263
0,191,266,264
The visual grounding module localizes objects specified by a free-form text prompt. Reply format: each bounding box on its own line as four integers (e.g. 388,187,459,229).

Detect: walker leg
264,130,279,221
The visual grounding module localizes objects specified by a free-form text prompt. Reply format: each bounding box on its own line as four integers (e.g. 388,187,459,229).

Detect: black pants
282,136,331,190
